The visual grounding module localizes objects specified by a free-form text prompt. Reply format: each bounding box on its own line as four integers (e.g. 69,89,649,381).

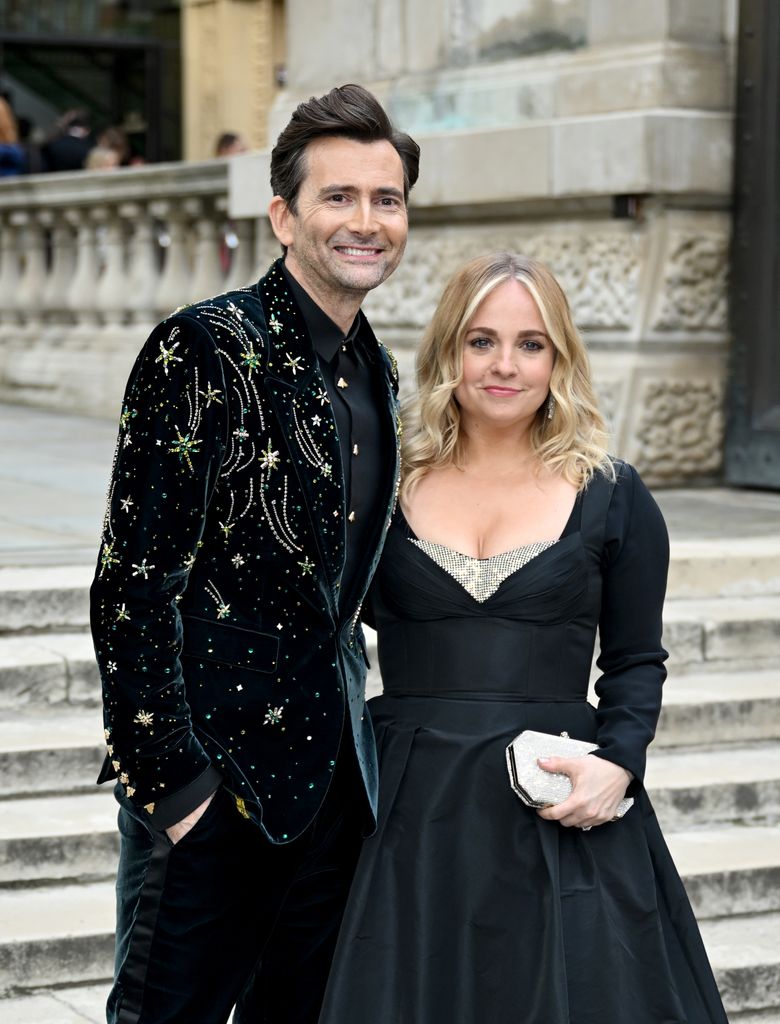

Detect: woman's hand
535,755,631,830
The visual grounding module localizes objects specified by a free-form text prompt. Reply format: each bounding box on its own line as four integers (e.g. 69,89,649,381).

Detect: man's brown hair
270,83,420,212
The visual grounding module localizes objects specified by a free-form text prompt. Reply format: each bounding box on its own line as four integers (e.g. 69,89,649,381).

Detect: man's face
271,136,409,302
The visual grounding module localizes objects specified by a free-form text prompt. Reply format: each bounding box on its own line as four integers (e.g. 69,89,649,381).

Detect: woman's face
453,279,555,435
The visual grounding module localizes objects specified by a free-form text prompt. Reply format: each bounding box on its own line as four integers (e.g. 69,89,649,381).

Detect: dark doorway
0,1,180,163
725,0,780,488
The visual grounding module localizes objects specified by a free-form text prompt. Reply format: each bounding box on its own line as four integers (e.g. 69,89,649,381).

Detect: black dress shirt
282,263,388,610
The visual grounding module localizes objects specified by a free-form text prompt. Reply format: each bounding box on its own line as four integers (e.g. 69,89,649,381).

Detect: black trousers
108,756,364,1024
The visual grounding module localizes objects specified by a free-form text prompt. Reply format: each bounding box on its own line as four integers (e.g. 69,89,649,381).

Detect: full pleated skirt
318,694,728,1024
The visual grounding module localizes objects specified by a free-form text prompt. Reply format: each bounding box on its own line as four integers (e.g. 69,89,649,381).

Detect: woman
319,253,727,1023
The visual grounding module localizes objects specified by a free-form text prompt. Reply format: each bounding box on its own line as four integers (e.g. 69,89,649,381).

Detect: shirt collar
282,262,362,363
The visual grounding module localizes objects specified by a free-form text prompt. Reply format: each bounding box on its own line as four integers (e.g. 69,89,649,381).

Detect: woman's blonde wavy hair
401,252,612,499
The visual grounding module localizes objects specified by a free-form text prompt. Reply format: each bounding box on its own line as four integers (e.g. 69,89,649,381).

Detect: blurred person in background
215,130,249,156
0,96,25,177
42,109,94,172
97,125,131,166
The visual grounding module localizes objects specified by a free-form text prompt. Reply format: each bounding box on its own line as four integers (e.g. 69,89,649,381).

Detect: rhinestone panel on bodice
410,538,557,603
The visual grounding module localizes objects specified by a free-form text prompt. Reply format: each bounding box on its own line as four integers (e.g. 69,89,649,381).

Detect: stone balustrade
0,161,274,417
0,161,265,329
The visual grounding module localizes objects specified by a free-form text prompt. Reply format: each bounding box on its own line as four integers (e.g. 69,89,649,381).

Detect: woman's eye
469,336,492,349
521,339,543,351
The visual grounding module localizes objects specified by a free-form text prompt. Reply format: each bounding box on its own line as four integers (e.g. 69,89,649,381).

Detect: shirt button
352,444,359,456
348,511,356,522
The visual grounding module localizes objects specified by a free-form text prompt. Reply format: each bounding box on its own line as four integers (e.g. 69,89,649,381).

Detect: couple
91,85,727,1023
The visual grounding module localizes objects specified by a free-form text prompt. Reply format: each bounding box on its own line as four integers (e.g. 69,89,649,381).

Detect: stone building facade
0,0,745,486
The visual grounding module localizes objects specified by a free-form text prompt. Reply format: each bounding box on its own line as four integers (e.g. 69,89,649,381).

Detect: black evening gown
319,462,728,1024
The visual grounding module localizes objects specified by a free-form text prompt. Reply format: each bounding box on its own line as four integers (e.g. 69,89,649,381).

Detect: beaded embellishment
411,538,557,602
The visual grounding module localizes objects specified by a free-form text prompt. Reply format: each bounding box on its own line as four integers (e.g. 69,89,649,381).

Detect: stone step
0,881,114,996
0,793,118,885
0,708,104,797
668,825,780,919
663,595,780,671
646,742,780,828
655,669,780,747
0,983,109,1023
667,536,780,599
0,632,98,708
0,566,93,636
701,912,780,1016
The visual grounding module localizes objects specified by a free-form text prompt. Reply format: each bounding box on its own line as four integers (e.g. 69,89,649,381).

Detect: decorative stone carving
364,224,641,331
634,379,725,483
592,378,623,435
652,233,729,331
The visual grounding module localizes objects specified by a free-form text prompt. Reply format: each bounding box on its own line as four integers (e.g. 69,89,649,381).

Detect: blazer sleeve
90,313,228,823
590,464,670,787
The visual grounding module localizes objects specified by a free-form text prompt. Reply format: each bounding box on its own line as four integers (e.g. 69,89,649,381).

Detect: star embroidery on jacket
264,705,284,726
107,661,117,673
269,314,283,334
219,521,234,540
298,557,315,575
216,602,231,620
168,427,201,472
315,388,331,406
260,442,280,471
155,337,182,376
120,496,134,513
134,709,154,727
283,352,304,376
100,541,120,574
312,415,322,426
199,383,223,407
227,300,245,322
241,342,263,377
115,603,131,622
233,426,249,441
183,552,197,570
119,407,137,430
131,559,155,579
231,554,245,568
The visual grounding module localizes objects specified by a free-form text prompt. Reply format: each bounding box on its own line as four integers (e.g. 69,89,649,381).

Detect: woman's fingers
535,754,630,828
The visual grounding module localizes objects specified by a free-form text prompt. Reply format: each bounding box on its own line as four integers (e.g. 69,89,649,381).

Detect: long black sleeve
591,464,669,785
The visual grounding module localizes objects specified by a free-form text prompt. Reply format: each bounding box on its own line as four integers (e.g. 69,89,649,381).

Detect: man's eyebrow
317,185,404,199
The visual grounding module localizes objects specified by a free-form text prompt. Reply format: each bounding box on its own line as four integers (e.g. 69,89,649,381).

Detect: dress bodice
364,461,670,785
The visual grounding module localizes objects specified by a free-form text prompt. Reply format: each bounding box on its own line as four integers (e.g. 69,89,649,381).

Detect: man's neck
282,256,364,334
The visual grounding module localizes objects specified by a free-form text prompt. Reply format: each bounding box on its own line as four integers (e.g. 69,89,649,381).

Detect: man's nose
347,199,378,236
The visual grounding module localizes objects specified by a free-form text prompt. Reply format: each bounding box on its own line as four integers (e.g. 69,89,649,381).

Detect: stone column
181,0,283,160
94,205,130,327
65,208,101,327
41,212,77,324
189,198,225,302
123,203,162,326
0,214,24,327
152,200,194,317
15,212,48,330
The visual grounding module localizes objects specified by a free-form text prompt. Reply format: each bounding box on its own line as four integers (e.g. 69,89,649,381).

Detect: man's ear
268,195,295,249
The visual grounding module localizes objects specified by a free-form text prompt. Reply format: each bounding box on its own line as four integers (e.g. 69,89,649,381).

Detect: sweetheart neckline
409,536,558,564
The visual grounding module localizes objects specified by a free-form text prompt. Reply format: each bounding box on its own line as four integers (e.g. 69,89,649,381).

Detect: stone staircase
0,540,779,1022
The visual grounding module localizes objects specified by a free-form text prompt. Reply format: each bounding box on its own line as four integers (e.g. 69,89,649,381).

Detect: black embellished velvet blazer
90,259,401,843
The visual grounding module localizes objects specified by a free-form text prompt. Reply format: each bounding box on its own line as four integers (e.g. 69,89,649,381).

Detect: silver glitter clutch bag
505,730,634,818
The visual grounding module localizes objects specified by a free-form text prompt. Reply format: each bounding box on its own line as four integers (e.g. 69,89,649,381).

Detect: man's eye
329,194,347,202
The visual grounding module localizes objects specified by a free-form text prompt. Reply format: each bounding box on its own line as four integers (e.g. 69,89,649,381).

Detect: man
90,83,419,1023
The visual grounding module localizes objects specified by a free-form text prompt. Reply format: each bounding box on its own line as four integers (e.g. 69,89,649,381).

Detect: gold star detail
134,710,154,727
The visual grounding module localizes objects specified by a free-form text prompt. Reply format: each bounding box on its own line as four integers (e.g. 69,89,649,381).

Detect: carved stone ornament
634,379,725,483
652,233,729,331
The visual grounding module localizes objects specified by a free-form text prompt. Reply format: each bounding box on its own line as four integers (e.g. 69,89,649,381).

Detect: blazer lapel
259,262,347,599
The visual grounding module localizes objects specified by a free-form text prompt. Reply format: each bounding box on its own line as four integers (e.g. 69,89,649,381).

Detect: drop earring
546,394,555,420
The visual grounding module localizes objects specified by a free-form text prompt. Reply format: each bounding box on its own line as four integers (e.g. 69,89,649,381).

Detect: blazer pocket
181,614,280,674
